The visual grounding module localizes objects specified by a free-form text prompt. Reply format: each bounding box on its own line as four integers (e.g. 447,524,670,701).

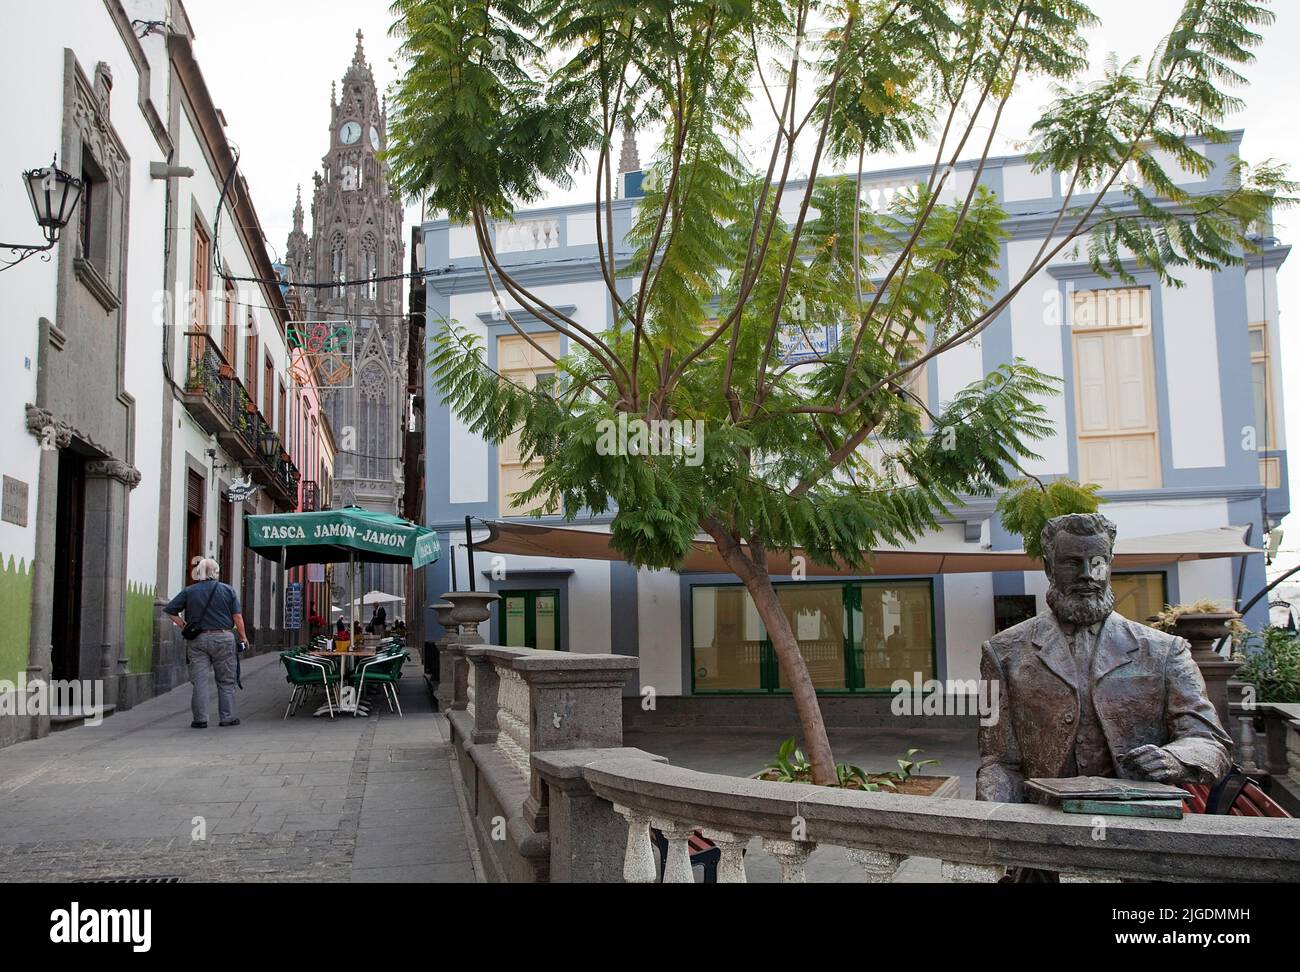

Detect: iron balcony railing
182,331,235,432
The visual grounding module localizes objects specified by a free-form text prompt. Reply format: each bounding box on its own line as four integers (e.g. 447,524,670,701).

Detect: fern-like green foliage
394,0,1287,579
996,478,1106,561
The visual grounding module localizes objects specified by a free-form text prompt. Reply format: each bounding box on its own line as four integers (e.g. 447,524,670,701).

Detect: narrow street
0,655,477,883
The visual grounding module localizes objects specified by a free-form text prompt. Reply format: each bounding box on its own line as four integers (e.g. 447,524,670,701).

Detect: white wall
636,567,683,695
1000,162,1054,203
1160,269,1226,469
943,572,995,681
1006,238,1070,475
0,1,170,605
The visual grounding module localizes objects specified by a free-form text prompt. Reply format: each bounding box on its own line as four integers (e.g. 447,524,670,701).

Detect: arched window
362,234,378,300
358,361,389,481
331,235,346,298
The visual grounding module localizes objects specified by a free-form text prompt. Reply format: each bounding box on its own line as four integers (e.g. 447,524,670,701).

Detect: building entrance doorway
501,590,560,651
51,450,87,681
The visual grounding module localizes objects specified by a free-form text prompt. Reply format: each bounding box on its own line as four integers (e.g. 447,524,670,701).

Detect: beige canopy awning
473,519,1260,577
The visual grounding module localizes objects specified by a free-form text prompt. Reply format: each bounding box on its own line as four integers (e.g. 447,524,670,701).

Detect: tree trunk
703,519,837,785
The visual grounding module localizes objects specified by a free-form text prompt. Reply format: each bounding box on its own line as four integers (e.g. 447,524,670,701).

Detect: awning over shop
473,519,1260,577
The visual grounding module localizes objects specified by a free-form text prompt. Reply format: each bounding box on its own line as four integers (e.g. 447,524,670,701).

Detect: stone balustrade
439,635,1300,883
566,754,1300,883
493,216,562,252
444,643,637,882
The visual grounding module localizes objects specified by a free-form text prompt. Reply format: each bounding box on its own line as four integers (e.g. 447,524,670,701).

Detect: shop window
1111,571,1167,624
690,580,935,693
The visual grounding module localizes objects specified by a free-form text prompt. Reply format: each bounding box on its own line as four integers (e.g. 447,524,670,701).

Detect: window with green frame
501,589,561,650
690,580,936,693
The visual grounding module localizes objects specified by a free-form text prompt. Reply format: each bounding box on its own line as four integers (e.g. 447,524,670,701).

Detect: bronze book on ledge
1025,777,1190,802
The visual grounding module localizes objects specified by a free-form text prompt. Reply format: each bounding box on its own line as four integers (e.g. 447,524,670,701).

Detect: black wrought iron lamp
259,427,280,459
2,157,84,271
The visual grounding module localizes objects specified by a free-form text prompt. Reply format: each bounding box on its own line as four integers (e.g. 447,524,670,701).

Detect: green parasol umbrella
246,506,440,639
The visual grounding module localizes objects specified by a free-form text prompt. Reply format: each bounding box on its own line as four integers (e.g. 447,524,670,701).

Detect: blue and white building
416,131,1289,722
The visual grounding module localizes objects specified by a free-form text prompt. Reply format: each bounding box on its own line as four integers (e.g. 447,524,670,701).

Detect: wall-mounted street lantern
2,157,84,271
259,427,280,459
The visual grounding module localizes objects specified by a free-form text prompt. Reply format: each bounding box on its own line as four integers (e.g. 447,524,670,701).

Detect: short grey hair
1040,513,1117,567
191,557,220,581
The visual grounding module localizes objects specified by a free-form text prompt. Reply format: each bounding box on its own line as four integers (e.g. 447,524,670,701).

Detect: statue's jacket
977,610,1233,803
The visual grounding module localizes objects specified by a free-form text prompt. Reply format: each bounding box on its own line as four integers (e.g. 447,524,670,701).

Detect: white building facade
420,133,1289,725
0,0,312,746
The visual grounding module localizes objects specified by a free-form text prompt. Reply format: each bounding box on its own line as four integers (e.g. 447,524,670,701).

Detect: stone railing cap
510,652,638,673
532,748,667,781
580,756,1300,881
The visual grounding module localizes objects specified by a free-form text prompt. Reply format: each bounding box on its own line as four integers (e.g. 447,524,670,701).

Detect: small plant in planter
755,739,948,795
1234,627,1300,703
1150,598,1249,644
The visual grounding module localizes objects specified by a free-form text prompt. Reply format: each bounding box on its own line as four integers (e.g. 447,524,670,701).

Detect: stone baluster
699,829,750,883
614,804,658,883
846,848,907,883
653,818,697,884
1288,719,1300,787
941,861,1005,883
1238,712,1260,773
763,838,816,883
493,662,531,778
463,647,500,745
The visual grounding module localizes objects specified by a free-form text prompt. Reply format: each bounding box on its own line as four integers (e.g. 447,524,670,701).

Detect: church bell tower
291,30,407,596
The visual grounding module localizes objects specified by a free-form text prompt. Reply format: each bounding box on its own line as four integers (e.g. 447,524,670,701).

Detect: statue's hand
1121,744,1183,782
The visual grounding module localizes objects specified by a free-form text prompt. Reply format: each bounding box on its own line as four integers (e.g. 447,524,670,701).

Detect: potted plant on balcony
217,363,236,379
186,362,210,393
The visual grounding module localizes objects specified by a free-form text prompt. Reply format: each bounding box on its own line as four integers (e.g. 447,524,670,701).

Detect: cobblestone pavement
0,653,478,883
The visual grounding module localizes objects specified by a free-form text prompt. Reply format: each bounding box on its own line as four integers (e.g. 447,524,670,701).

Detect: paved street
0,653,478,883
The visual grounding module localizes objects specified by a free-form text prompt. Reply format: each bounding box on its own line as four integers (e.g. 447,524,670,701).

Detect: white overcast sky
185,0,1300,577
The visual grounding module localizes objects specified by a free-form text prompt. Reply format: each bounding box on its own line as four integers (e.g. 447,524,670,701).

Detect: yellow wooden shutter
498,332,562,515
1072,287,1160,490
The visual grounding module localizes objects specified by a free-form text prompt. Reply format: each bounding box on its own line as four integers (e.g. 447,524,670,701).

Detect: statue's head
1041,512,1118,626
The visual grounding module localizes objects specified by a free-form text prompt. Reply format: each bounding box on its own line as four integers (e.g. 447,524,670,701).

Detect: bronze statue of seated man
977,513,1232,879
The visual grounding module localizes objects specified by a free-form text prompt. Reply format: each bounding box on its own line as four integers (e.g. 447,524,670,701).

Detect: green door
501,589,562,650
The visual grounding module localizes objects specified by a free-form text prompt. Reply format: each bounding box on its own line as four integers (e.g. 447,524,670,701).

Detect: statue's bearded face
1044,530,1115,626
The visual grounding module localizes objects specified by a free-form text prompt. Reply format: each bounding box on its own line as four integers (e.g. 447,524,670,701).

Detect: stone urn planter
1170,611,1242,732
442,591,500,644
431,600,457,641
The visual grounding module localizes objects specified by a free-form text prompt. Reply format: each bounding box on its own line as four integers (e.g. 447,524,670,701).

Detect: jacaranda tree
387,0,1290,784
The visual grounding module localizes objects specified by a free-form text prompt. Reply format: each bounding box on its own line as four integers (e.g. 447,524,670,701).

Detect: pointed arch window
331,235,346,298
363,234,378,300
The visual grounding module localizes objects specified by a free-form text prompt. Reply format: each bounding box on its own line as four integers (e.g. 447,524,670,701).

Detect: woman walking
164,558,249,728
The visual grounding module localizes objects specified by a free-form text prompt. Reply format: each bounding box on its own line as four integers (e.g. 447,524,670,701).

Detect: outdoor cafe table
308,647,376,716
